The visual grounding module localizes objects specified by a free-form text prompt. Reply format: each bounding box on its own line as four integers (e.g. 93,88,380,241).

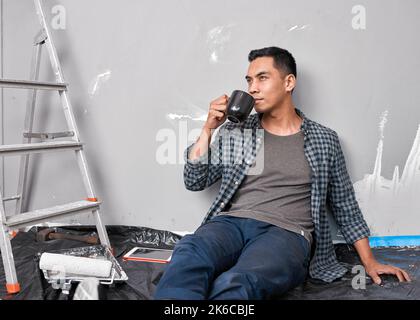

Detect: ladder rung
5,200,101,229
2,195,21,202
23,131,74,139
0,141,83,157
0,78,67,91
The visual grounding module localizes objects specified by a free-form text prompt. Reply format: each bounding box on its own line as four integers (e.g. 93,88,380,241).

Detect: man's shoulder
305,118,342,157
307,118,338,141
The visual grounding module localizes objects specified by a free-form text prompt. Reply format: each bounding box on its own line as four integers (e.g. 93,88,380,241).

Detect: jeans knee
215,271,257,285
209,271,259,300
174,235,215,265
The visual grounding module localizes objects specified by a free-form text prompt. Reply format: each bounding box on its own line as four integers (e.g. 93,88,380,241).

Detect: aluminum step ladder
0,0,111,294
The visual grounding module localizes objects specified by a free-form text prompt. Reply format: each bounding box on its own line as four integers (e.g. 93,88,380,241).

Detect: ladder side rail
34,0,97,198
15,37,44,215
0,188,19,289
34,0,111,248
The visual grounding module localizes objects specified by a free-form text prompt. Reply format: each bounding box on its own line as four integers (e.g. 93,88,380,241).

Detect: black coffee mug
226,90,255,123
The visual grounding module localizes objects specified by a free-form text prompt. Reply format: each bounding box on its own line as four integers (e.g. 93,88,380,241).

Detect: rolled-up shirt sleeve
183,127,224,191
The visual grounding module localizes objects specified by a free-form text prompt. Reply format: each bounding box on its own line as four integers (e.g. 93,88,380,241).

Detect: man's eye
260,76,267,80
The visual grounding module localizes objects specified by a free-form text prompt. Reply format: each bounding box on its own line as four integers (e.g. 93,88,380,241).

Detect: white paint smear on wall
89,70,111,96
378,110,388,139
354,111,420,236
207,23,236,64
167,113,207,121
288,24,310,31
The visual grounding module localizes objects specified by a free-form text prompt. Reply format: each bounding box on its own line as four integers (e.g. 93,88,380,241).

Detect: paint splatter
89,70,111,96
167,113,207,121
379,110,389,139
207,24,234,45
207,23,236,64
353,111,420,236
210,51,218,63
288,24,310,32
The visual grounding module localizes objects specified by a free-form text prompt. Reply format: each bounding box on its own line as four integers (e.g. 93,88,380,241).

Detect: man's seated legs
207,222,311,300
153,215,245,299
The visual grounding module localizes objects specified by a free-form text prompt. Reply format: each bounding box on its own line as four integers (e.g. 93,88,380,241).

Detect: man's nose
248,82,259,94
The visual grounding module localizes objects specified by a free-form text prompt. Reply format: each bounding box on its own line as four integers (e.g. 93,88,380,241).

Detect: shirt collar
295,107,309,135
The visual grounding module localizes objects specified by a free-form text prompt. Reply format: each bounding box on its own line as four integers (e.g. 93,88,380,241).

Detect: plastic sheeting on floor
0,225,418,300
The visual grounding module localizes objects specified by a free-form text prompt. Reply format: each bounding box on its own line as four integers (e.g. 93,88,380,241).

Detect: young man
154,47,411,300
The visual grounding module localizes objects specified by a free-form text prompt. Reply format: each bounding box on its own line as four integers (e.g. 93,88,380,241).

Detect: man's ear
284,74,296,93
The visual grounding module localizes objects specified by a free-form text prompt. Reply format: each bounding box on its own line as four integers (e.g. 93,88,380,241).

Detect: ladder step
23,131,74,139
5,200,101,229
2,195,21,202
0,141,83,157
0,78,67,91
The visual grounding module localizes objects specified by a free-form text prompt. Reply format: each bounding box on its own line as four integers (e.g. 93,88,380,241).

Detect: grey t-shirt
219,128,314,246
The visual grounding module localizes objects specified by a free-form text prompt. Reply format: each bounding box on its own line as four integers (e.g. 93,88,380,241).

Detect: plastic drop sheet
0,225,419,300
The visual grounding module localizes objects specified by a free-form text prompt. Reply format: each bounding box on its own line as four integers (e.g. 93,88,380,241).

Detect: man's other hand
364,260,412,285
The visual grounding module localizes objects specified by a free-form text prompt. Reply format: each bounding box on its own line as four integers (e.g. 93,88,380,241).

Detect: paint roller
39,253,113,278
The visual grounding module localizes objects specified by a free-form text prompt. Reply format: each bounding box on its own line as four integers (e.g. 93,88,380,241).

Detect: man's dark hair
248,47,297,78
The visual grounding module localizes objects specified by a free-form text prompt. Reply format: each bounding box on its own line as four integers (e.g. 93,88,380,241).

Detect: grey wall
1,0,419,238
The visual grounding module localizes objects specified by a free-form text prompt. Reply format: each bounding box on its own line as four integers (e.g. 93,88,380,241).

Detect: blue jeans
154,215,311,300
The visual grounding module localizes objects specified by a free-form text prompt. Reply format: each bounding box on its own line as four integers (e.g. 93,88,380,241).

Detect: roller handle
48,232,99,245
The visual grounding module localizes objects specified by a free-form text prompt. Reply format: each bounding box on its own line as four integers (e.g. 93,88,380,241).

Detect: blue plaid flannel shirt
183,108,370,283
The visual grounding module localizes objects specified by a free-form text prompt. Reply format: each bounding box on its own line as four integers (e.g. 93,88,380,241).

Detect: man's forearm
353,237,376,266
189,126,213,161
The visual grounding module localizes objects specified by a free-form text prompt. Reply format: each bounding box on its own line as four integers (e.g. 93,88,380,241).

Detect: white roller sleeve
39,253,112,278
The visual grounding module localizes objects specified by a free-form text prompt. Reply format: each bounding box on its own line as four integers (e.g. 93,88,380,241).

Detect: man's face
245,56,294,113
